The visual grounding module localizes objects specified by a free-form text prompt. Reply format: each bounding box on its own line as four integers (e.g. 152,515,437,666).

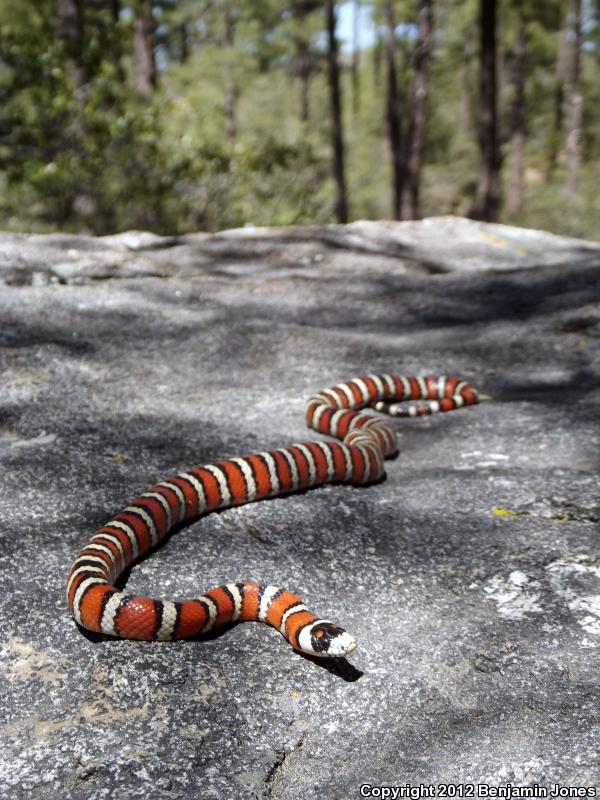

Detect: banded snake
67,374,478,658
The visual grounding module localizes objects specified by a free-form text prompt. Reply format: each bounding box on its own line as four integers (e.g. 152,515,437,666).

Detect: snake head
297,621,357,658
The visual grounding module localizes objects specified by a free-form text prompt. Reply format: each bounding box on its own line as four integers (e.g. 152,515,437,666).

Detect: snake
67,374,479,658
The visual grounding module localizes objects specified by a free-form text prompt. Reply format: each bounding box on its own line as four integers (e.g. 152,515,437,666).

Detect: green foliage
0,0,598,237
0,0,173,232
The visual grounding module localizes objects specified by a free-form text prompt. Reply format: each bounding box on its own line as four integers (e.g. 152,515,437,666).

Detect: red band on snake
67,374,479,658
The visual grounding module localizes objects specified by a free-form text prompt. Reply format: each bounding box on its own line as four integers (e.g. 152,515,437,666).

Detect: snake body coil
67,374,478,658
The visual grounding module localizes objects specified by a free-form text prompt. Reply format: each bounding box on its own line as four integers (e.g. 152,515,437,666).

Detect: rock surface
0,216,599,799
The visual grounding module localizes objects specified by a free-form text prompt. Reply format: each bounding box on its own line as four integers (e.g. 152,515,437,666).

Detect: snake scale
67,374,479,658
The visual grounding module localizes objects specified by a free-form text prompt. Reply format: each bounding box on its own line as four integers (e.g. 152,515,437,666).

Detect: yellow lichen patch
491,507,572,524
104,451,129,464
480,231,508,247
491,506,521,519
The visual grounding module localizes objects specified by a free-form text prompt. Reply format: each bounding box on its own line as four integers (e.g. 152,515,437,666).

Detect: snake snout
307,622,357,658
326,629,357,657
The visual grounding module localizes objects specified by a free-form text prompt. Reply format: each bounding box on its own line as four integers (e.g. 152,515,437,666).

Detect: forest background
0,0,598,240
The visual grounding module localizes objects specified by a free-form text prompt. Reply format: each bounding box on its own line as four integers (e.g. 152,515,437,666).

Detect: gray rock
0,216,599,799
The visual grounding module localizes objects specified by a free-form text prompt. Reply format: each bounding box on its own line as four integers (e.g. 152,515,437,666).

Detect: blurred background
0,0,598,238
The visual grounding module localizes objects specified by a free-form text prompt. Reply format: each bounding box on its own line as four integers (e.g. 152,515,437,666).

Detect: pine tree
472,0,501,221
132,0,157,96
324,0,349,223
565,0,583,197
401,0,433,220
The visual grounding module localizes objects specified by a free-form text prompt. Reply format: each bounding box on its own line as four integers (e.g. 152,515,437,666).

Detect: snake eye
310,622,340,653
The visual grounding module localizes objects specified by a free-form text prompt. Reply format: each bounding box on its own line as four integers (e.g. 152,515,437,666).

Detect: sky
336,1,378,52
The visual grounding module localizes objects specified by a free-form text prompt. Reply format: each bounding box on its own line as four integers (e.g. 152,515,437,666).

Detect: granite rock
0,217,599,799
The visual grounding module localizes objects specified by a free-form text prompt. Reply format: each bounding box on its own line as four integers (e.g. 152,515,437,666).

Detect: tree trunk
351,0,361,115
223,7,237,144
296,35,311,123
292,2,312,124
460,25,475,134
472,0,500,221
133,0,156,96
496,1,505,131
179,22,189,63
507,4,526,215
401,0,433,220
58,0,86,88
325,0,349,223
546,22,567,181
566,0,583,198
110,0,120,25
373,29,383,92
298,39,311,124
385,0,404,220
109,0,126,83
596,0,600,66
